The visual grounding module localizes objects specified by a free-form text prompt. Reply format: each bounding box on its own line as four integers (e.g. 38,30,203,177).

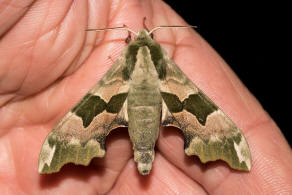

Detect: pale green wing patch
39,129,107,174
39,57,129,174
160,55,251,171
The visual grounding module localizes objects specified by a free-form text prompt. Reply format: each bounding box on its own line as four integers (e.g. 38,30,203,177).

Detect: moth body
128,46,162,175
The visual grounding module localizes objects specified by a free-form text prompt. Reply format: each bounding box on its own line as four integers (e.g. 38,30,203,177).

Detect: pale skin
0,0,291,194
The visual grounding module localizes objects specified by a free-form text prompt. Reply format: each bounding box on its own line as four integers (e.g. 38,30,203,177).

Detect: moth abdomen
128,104,160,175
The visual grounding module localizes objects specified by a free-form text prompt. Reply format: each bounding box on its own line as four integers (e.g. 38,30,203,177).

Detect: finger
155,1,292,194
0,0,90,99
109,152,207,194
0,1,33,35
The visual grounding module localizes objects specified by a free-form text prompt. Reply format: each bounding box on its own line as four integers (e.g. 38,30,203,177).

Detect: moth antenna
148,25,197,35
86,26,138,36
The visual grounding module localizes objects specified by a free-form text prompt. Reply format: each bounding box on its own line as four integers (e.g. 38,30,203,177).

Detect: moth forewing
39,27,251,175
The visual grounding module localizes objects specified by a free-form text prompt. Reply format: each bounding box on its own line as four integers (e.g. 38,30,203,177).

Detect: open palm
0,1,291,194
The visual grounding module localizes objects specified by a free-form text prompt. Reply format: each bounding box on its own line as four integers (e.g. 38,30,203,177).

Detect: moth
38,25,251,175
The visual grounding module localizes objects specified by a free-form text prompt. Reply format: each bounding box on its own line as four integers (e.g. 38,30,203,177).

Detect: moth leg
107,55,115,63
123,24,132,44
143,17,154,39
143,17,149,31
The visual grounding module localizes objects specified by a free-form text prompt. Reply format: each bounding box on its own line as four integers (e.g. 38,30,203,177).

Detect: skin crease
0,0,291,194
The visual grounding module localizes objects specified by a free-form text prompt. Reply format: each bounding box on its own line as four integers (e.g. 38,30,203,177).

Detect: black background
163,1,290,145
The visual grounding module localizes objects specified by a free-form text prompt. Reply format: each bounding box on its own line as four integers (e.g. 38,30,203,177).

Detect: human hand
0,1,291,194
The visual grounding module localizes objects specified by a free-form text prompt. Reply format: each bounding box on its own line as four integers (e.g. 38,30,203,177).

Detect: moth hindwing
39,28,251,175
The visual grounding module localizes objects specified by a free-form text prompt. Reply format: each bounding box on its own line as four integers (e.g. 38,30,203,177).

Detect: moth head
135,29,153,42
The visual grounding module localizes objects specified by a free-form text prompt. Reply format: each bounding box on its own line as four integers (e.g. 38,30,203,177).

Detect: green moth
38,25,251,175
